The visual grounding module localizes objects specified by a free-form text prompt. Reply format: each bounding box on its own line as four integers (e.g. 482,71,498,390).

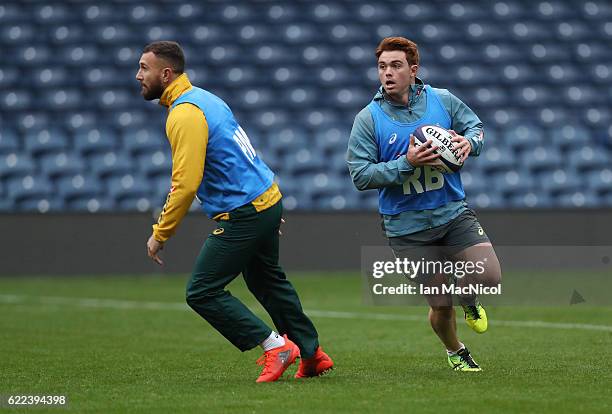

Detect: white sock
260,331,285,351
446,342,465,356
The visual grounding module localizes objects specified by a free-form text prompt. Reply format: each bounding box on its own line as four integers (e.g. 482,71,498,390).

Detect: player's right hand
406,135,442,168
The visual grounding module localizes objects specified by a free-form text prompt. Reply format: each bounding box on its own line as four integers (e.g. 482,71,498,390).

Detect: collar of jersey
374,77,425,109
159,73,192,108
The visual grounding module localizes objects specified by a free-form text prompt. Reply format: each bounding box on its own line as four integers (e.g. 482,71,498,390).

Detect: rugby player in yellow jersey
135,41,333,382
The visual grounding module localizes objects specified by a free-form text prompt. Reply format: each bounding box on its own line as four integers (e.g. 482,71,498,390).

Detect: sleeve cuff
466,136,481,156
152,225,169,243
398,155,416,172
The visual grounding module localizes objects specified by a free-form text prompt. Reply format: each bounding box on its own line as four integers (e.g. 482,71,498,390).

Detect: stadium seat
14,45,51,66
77,3,116,23
6,174,53,203
479,43,524,64
60,45,99,66
0,152,36,178
30,67,69,88
150,174,172,199
41,89,84,111
313,193,353,210
467,191,505,209
538,168,583,196
326,152,350,177
521,146,563,172
461,171,488,196
66,197,114,212
586,169,612,195
24,128,68,156
0,90,31,111
17,197,64,213
556,190,601,208
117,196,155,212
31,3,74,24
82,66,124,88
56,174,103,202
266,127,308,155
504,123,545,151
493,170,536,197
122,128,167,156
475,146,516,174
582,1,612,20
0,67,20,91
307,172,347,198
574,42,610,63
550,123,590,150
532,0,574,20
398,2,440,21
511,85,554,107
88,152,134,178
0,128,19,154
63,111,92,132
256,148,281,173
39,152,86,179
93,89,134,111
508,21,554,42
8,115,44,134
73,128,118,155
352,190,378,211
137,150,172,178
499,63,539,85
568,146,611,172
106,174,152,202
508,192,554,208
282,149,326,176
47,24,86,45
453,64,500,86
313,126,347,154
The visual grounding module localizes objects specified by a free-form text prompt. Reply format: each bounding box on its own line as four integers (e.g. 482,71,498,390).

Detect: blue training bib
171,87,275,218
369,85,465,215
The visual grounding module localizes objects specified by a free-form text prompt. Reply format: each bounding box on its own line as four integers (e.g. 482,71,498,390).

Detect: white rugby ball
413,124,463,173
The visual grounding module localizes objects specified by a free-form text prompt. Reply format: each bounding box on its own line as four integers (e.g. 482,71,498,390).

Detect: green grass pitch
1,273,611,413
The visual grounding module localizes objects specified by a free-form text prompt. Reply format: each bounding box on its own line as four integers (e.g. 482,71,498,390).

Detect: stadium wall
1,210,611,276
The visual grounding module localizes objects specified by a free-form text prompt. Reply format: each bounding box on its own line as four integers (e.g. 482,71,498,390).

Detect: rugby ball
413,124,463,173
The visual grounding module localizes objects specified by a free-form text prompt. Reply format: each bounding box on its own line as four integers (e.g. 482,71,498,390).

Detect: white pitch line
1,294,612,333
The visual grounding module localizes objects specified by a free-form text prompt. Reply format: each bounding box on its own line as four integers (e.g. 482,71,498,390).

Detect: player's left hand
147,235,164,266
449,130,472,162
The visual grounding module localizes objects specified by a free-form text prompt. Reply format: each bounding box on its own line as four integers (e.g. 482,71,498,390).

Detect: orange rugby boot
294,346,334,378
255,335,300,383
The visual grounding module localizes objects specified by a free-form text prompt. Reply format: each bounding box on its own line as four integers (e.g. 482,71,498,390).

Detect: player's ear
161,67,173,85
410,64,418,77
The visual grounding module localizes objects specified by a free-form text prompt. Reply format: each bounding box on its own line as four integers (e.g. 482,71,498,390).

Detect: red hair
375,37,419,65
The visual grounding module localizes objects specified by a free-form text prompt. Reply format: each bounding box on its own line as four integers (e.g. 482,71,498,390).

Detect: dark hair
375,37,419,66
142,41,185,73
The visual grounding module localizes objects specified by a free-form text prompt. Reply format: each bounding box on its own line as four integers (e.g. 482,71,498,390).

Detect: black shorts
388,209,491,284
389,209,489,252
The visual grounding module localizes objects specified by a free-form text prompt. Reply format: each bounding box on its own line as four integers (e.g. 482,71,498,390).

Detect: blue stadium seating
6,175,53,203
0,153,36,179
0,128,19,154
56,174,103,202
74,128,118,155
106,173,151,202
0,0,610,212
40,152,86,179
24,128,68,156
88,151,133,178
